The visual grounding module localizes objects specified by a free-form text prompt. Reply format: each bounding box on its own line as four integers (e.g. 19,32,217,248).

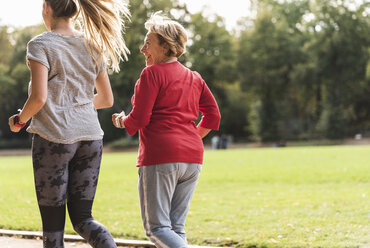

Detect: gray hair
144,12,188,58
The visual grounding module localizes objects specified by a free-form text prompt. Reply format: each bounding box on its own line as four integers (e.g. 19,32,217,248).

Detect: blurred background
0,0,369,149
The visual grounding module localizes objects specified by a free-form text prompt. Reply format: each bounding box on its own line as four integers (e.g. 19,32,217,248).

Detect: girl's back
26,32,105,144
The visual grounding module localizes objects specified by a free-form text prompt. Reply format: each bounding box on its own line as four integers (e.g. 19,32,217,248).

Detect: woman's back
147,61,203,129
26,32,105,144
125,61,220,166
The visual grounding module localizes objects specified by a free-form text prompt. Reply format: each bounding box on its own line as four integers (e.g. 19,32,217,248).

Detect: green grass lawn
0,146,369,247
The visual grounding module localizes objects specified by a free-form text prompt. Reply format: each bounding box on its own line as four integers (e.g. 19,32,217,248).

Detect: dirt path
0,236,91,248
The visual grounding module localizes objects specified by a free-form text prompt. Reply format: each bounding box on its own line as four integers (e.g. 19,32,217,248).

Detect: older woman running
112,12,221,248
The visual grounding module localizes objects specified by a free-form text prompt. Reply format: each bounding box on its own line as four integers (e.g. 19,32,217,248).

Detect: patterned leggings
32,134,117,248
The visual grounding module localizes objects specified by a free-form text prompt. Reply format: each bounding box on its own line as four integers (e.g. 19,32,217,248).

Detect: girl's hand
8,115,22,133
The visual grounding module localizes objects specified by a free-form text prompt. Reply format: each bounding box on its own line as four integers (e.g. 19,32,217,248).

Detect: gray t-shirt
26,32,105,144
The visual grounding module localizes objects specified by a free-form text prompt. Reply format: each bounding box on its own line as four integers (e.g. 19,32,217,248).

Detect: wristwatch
14,114,26,129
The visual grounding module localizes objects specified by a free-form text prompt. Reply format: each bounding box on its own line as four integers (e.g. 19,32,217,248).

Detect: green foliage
107,136,139,149
0,24,45,140
0,26,13,65
308,1,370,138
238,0,370,141
0,0,370,145
0,146,369,247
238,2,306,141
218,83,251,140
187,11,245,138
188,13,237,85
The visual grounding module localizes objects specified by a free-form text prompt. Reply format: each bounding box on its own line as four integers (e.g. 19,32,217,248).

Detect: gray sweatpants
138,163,201,248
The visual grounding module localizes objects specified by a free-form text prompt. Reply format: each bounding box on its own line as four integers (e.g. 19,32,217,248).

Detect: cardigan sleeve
198,81,221,130
124,68,159,135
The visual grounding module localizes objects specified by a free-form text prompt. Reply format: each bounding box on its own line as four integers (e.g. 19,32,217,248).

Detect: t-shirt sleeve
26,40,50,69
97,58,106,75
198,81,221,130
123,68,160,135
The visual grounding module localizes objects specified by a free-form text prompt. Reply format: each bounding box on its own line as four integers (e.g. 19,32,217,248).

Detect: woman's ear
162,43,170,56
43,1,52,16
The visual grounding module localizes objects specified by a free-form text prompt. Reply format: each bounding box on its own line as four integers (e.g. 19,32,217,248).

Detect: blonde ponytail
77,0,130,72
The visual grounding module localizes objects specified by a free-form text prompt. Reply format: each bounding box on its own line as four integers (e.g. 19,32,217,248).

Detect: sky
0,0,250,30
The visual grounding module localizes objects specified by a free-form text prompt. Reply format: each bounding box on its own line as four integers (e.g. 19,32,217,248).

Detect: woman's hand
197,126,211,138
112,111,126,129
8,115,22,133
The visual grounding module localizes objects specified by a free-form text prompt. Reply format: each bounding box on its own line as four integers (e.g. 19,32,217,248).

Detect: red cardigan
123,61,221,166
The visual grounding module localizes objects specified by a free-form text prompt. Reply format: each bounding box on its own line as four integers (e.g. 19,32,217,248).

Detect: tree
238,1,307,142
0,25,44,141
306,0,370,138
0,26,13,65
238,0,370,141
1,0,369,146
187,12,250,140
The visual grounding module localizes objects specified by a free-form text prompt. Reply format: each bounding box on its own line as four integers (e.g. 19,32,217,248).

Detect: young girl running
8,0,129,247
